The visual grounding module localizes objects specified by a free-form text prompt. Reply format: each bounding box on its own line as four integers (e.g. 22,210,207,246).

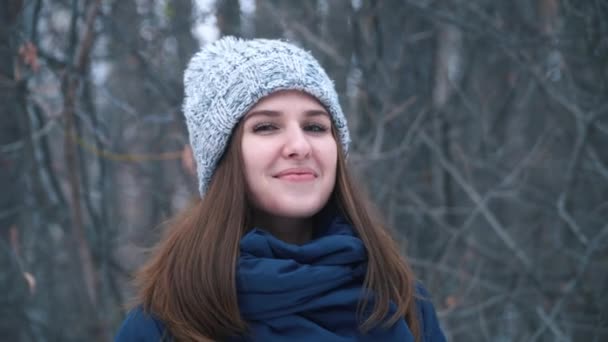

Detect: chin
265,196,329,219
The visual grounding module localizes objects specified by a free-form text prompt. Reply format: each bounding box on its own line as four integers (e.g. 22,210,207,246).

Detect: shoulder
115,306,170,342
414,283,447,342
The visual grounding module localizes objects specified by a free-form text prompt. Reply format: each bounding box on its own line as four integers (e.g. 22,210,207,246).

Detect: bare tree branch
419,130,534,271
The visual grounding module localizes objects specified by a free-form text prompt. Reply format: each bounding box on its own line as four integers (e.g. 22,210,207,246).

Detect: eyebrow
245,109,330,120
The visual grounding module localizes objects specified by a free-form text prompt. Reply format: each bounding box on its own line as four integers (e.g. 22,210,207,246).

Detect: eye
252,122,278,133
304,122,329,133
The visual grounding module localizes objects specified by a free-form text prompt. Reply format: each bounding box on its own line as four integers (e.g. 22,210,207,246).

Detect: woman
115,37,446,341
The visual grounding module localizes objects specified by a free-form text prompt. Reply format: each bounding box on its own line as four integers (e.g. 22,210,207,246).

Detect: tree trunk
0,1,30,341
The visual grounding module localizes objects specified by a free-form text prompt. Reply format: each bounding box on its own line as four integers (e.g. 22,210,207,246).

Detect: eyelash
305,123,329,133
252,122,329,133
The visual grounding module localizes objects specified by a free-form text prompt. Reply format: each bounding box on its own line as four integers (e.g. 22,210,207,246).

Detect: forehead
245,90,329,116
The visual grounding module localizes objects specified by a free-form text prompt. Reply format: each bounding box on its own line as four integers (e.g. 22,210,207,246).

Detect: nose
282,125,312,159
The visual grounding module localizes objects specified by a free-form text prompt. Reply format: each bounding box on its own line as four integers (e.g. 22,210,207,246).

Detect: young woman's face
241,90,338,220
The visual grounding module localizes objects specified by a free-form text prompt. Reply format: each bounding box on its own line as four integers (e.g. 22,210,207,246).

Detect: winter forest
1,0,607,341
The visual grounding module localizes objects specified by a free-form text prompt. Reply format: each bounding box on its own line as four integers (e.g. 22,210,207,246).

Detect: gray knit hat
183,36,350,197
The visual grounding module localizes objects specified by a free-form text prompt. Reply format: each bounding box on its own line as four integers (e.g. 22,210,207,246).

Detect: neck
252,211,313,245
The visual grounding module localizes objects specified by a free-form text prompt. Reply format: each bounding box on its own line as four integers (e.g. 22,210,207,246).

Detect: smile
276,173,316,181
273,168,317,182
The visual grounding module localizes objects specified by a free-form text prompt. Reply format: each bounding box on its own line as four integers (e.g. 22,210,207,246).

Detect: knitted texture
183,36,351,197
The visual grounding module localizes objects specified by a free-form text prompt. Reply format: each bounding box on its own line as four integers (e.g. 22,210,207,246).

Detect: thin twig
529,225,608,340
419,129,534,271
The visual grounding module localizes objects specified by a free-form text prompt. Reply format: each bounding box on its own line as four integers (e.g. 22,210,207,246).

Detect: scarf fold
235,216,414,341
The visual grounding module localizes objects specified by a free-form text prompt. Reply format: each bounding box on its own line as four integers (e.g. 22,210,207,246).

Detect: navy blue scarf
234,216,415,342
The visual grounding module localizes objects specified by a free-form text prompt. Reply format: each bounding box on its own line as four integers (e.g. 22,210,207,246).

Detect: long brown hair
134,122,420,341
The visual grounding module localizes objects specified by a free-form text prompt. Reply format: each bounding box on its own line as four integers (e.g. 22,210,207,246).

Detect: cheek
322,141,338,175
315,140,338,198
241,137,259,189
241,137,273,194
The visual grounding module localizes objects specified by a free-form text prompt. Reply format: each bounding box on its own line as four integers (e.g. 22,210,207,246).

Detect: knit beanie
182,36,351,197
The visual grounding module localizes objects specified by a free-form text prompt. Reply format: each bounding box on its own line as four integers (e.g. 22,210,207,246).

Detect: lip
273,167,317,181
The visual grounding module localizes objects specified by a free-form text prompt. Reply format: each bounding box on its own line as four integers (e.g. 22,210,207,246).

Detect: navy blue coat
115,284,446,341
117,217,446,341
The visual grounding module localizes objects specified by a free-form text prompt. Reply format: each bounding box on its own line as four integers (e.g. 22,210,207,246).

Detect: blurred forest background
2,0,608,341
